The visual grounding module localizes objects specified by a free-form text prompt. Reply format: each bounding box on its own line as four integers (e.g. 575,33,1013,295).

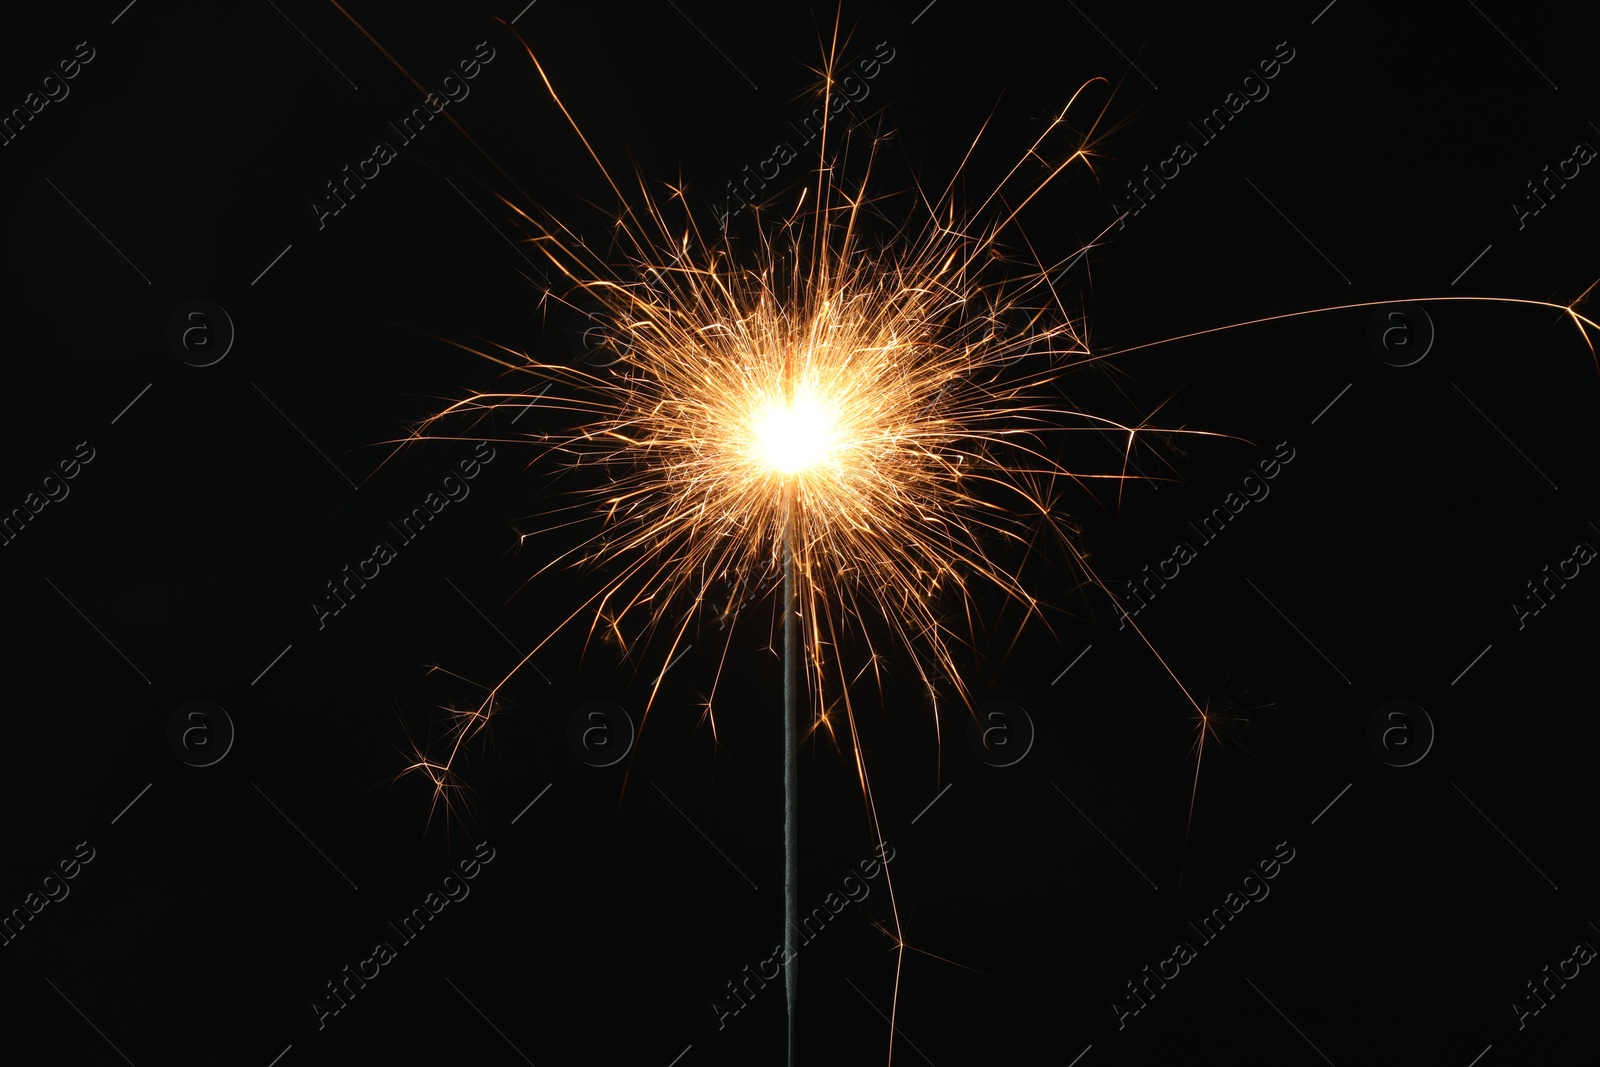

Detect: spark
1177,688,1277,894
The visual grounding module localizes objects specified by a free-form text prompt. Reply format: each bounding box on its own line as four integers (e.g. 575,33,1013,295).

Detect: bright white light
755,394,837,474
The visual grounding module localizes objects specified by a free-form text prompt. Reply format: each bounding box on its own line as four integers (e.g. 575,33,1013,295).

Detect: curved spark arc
1096,294,1600,366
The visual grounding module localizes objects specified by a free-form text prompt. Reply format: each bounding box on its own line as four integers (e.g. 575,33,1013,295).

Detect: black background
2,1,1597,1064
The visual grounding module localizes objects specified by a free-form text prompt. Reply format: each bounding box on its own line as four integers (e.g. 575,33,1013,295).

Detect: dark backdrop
1,2,1596,1064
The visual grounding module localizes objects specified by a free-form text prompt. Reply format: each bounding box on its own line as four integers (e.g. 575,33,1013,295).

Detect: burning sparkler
372,13,1600,1064
398,17,1225,1059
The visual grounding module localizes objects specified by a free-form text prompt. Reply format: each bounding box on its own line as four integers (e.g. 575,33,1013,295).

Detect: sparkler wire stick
783,333,801,1066
783,510,799,1067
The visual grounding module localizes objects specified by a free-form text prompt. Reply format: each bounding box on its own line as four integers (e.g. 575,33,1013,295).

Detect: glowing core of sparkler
752,391,841,475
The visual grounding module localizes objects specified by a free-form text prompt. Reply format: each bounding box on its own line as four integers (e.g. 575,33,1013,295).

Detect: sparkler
402,19,1214,1060
370,13,1600,1064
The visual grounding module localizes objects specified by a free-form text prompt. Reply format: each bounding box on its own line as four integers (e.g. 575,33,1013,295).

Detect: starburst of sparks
396,29,1215,1061
353,10,1600,1063
409,35,1220,775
